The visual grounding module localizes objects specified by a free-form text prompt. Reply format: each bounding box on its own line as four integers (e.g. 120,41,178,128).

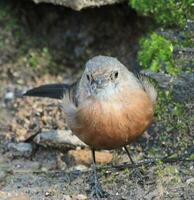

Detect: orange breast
70,89,154,150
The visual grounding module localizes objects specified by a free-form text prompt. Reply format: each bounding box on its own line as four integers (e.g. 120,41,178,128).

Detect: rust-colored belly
70,90,154,150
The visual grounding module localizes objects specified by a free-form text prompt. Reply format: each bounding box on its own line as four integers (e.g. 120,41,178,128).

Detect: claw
131,168,144,185
90,149,109,199
90,180,106,199
124,146,145,185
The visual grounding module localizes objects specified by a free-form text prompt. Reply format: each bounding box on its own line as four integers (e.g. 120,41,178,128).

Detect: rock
172,72,194,102
67,149,113,165
63,194,87,200
32,0,125,11
0,171,7,186
0,192,30,200
10,113,40,143
4,87,23,104
10,124,34,142
186,177,194,185
6,142,33,158
33,130,86,150
173,47,194,70
141,70,194,102
141,70,173,89
68,164,89,172
158,25,193,71
75,194,87,200
11,160,41,173
4,91,14,101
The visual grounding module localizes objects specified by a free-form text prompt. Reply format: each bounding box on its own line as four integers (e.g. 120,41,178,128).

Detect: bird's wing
137,75,157,105
23,81,80,128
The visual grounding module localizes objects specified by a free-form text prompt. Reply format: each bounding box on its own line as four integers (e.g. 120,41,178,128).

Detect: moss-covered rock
31,0,125,11
129,0,194,27
138,33,180,75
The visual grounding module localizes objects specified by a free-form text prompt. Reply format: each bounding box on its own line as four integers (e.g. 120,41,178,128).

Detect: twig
99,151,194,172
9,148,194,175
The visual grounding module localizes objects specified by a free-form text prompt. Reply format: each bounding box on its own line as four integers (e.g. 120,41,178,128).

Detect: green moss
138,33,180,75
156,91,187,135
155,162,181,185
102,171,117,185
0,2,19,31
180,26,194,48
152,88,193,156
28,47,51,69
0,1,23,52
16,47,55,73
129,0,194,27
156,90,188,131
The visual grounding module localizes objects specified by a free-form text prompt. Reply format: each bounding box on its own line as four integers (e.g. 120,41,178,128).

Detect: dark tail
23,84,69,99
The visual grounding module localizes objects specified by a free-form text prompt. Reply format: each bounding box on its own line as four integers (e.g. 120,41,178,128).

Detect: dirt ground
0,1,193,199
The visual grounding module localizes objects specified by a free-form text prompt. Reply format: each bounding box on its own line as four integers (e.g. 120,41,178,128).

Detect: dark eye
110,71,119,80
86,74,90,82
114,71,118,79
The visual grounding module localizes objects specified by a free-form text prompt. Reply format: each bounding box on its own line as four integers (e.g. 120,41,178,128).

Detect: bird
23,55,157,198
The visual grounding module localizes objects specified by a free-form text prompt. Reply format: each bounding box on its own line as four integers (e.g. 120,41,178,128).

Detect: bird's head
79,55,141,100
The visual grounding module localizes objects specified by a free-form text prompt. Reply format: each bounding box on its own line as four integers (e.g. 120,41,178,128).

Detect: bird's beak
91,77,108,89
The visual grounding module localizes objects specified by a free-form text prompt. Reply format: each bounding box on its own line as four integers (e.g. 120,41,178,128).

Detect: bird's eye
114,71,118,79
87,74,90,81
110,71,118,80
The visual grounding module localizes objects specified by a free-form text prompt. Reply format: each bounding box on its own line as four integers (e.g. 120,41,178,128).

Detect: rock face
32,0,125,10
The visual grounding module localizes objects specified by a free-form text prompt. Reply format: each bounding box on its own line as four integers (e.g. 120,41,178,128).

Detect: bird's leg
123,146,144,184
90,149,107,199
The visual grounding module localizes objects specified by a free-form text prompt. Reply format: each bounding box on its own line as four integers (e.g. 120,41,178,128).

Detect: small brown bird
24,55,157,198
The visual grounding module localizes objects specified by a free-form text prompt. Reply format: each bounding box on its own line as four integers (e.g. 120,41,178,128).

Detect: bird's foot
90,150,109,199
90,178,108,199
131,167,145,185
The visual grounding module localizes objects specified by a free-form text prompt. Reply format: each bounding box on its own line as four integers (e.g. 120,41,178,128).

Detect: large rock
32,0,125,10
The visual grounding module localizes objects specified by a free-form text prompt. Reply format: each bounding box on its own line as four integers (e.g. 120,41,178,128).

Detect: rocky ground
0,1,193,199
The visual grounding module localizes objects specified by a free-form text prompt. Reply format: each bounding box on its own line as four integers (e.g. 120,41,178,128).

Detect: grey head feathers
77,55,157,103
23,55,156,106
